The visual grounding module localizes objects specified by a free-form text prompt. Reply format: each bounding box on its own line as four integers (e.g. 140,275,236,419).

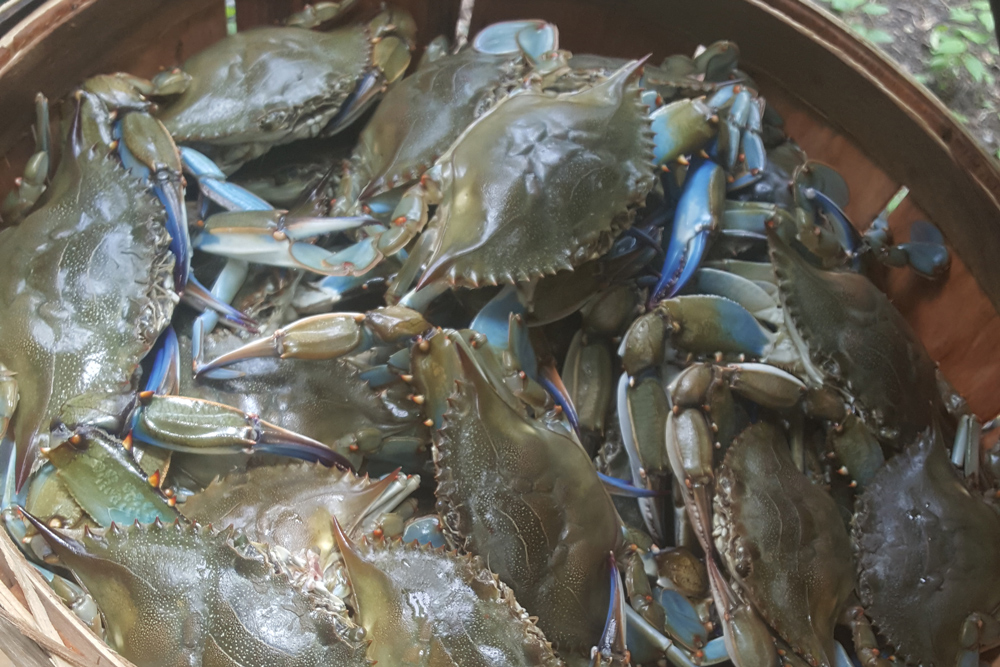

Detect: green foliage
928,19,996,86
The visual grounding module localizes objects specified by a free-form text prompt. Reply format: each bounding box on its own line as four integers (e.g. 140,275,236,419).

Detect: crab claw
14,508,81,580
194,209,373,272
597,472,664,499
652,161,725,303
144,326,181,395
473,19,557,56
182,275,259,332
196,313,369,374
591,553,630,667
130,395,352,470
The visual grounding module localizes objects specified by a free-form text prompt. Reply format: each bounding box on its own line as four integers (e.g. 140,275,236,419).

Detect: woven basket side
0,525,135,667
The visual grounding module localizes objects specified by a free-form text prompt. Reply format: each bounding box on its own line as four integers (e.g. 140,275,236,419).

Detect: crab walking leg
130,394,353,470
1,93,50,224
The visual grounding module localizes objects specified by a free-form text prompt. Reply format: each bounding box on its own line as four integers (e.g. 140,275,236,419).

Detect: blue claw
145,326,181,395
470,285,525,349
130,396,353,471
181,147,272,211
322,69,384,137
654,161,725,302
115,120,191,292
183,275,258,332
656,588,710,652
598,472,663,498
473,20,556,55
804,187,862,260
902,219,950,278
538,366,580,434
591,554,628,667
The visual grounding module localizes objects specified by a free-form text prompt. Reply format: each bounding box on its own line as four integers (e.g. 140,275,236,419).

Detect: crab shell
714,421,855,667
158,13,413,173
853,429,1000,666
30,518,369,667
340,45,525,207
411,58,656,290
769,232,944,447
0,92,175,487
413,328,623,652
335,527,564,667
180,462,414,563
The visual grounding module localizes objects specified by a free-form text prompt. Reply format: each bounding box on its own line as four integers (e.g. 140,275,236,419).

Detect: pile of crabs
0,2,998,666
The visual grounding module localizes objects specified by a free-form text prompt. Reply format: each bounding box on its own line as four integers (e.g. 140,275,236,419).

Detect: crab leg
196,306,430,375
182,146,380,276
591,555,631,667
114,119,255,333
130,394,352,470
0,93,50,224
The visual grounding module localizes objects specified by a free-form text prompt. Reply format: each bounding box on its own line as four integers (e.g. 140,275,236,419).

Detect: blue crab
0,91,177,489
409,325,624,654
154,7,416,173
19,513,371,667
852,428,1000,666
192,18,562,276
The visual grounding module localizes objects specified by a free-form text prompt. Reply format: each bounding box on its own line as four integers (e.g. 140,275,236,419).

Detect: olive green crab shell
415,58,657,291
23,516,370,667
412,329,623,653
714,421,855,667
768,231,943,447
333,520,563,667
180,462,416,563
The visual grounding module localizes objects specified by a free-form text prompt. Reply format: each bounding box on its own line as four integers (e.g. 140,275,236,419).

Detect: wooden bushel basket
1,0,999,665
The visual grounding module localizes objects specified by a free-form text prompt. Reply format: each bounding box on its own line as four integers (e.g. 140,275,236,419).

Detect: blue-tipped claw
183,275,259,332
653,161,725,303
115,120,191,292
538,365,580,434
145,326,181,395
591,553,629,667
598,472,663,498
130,395,353,471
804,187,861,260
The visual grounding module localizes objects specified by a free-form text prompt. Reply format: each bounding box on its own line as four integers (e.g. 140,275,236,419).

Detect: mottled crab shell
414,58,657,290
180,462,409,560
0,103,174,487
414,330,623,652
158,24,378,171
32,518,370,667
853,430,1000,666
768,232,943,446
343,46,524,204
714,421,855,667
336,528,564,667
